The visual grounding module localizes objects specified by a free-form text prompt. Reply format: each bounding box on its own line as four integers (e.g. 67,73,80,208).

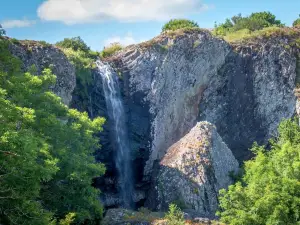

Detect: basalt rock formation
156,122,239,217
7,28,300,214
106,28,299,209
8,39,76,105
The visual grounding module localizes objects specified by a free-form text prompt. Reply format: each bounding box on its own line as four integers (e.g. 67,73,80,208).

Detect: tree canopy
218,118,300,225
56,37,91,53
0,37,106,225
162,19,199,33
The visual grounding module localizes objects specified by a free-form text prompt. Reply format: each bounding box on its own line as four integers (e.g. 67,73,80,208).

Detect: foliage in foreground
100,42,123,58
218,118,300,225
162,19,199,33
0,37,106,224
165,204,185,225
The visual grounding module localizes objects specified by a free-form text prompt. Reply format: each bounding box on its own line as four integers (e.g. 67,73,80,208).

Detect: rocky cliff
8,39,76,105
110,28,298,174
7,28,300,214
105,28,299,210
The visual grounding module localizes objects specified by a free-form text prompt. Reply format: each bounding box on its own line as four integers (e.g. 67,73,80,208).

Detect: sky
1,0,299,51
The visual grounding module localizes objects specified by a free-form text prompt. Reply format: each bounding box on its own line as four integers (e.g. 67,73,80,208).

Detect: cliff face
199,38,297,160
112,30,231,181
7,29,299,212
103,29,299,209
8,40,76,105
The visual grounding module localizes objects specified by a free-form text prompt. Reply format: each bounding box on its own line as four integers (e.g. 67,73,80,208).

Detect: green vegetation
212,11,287,43
293,15,300,27
56,37,91,53
165,204,185,225
100,42,123,58
0,37,106,224
0,24,5,36
123,208,163,223
56,37,99,110
214,12,283,37
218,118,300,225
162,19,199,33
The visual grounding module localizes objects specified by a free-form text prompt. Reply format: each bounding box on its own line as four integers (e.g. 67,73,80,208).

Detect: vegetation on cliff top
56,37,99,111
0,37,106,224
162,19,199,33
211,11,298,43
100,42,123,58
293,15,300,27
218,118,300,225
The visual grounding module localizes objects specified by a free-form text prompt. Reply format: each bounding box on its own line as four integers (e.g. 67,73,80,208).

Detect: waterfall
96,60,134,208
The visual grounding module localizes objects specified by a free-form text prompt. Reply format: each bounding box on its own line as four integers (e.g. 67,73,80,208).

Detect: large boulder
155,122,239,217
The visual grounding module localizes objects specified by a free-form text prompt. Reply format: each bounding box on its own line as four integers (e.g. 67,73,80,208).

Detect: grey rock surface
113,30,230,180
155,122,239,217
8,41,76,105
199,38,297,160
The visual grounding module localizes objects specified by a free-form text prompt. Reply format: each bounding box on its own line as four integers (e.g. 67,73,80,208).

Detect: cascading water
96,60,134,208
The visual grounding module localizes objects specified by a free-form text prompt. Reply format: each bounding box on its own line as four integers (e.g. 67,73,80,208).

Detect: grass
139,27,204,50
123,207,163,223
214,26,300,44
100,43,123,58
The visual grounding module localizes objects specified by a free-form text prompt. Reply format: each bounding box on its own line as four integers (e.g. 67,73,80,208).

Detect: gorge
2,25,300,224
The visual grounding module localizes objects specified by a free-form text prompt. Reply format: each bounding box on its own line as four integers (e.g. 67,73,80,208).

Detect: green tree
217,118,300,225
0,38,106,224
0,24,5,36
162,19,199,33
214,11,283,36
56,37,90,53
164,204,185,225
293,15,300,27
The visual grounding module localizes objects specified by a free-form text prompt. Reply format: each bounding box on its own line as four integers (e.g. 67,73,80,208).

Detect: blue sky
1,0,299,51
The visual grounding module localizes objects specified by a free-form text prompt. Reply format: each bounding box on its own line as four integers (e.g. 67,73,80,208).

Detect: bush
0,38,106,224
165,204,185,225
293,15,300,27
0,24,5,36
162,19,199,33
56,37,90,53
217,118,300,225
214,11,283,36
100,42,123,58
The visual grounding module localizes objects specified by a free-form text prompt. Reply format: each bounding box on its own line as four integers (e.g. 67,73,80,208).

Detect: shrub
100,42,123,58
214,12,283,37
217,118,300,225
162,19,199,33
293,15,300,27
0,24,5,36
56,37,90,53
165,204,185,225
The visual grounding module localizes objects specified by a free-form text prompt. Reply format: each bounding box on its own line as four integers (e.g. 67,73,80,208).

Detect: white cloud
1,19,36,29
37,0,209,24
103,33,144,47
